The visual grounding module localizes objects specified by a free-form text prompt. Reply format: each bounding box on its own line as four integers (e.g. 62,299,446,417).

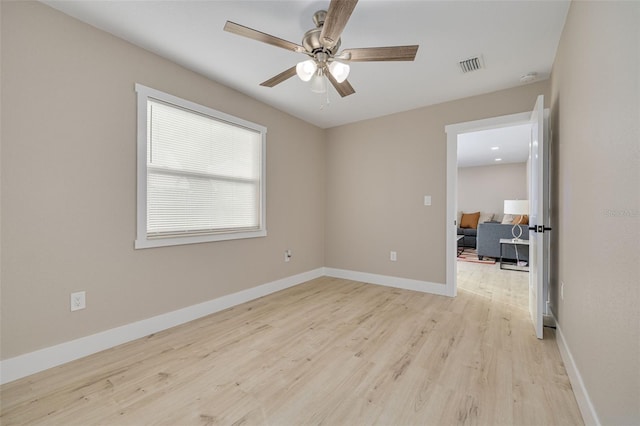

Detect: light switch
424,195,432,206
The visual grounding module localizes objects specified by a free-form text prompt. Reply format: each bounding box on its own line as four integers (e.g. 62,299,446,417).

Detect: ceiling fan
223,0,419,98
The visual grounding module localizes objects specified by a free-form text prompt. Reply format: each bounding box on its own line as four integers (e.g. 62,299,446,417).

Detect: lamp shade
296,60,317,82
310,71,327,93
329,61,350,83
504,199,529,215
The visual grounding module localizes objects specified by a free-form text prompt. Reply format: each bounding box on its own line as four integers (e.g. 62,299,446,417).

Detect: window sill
135,229,267,249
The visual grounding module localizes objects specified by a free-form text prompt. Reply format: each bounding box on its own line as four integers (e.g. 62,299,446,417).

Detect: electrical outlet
284,249,292,262
390,251,397,262
70,291,86,311
560,281,564,301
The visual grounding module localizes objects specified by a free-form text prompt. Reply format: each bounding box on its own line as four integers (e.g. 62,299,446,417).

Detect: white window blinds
135,84,266,249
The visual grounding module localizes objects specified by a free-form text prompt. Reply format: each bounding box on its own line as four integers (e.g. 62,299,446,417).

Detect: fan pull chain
319,87,331,110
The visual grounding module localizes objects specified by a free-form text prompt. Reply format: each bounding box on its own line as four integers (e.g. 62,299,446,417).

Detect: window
135,84,266,249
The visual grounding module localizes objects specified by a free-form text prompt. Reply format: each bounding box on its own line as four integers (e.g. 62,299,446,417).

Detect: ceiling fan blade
260,66,298,87
342,45,419,62
320,0,358,49
326,72,355,97
224,21,304,53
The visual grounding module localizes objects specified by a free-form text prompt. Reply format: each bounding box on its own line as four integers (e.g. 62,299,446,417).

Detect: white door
528,95,549,339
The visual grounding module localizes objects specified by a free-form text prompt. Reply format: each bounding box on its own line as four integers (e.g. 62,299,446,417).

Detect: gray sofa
457,227,477,248
477,222,529,261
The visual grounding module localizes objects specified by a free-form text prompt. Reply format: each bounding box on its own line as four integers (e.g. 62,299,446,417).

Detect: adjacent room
456,124,531,268
1,1,638,425
455,124,535,329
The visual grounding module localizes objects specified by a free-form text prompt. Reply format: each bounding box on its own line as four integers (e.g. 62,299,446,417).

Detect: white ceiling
42,0,569,129
457,124,531,168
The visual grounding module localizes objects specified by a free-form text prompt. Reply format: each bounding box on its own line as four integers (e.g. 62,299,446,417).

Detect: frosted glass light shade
296,60,317,82
310,72,327,93
329,61,350,83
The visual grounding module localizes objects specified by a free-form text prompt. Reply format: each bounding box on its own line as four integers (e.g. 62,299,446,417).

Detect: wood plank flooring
1,262,583,425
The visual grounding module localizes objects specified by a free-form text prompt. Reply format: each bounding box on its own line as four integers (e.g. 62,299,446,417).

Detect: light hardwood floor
1,262,583,425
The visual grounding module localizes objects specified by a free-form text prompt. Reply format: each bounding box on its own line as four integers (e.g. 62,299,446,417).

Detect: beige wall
6,5,638,421
0,2,326,359
16,8,638,421
325,81,549,284
550,1,639,424
458,163,527,218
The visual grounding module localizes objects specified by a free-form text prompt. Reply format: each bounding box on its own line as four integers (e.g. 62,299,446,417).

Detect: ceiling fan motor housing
302,11,341,57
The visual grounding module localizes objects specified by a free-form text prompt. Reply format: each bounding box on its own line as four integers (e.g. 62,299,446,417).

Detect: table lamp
504,199,529,242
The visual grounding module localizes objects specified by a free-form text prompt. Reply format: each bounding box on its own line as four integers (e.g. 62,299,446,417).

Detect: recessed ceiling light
495,158,502,162
491,146,499,150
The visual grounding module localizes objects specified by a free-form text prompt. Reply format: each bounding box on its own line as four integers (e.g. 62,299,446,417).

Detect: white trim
445,127,459,297
325,268,451,297
445,111,532,298
0,266,490,385
0,268,324,385
135,84,267,133
134,229,268,249
444,111,532,135
552,313,601,426
134,83,268,249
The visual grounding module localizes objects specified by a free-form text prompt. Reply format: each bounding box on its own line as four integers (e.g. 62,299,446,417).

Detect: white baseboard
552,313,601,426
0,268,324,385
325,268,451,297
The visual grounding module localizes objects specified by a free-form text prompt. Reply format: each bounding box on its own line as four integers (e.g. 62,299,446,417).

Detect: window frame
135,84,267,249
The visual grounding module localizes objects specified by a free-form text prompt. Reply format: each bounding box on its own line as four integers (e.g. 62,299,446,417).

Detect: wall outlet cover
70,291,86,311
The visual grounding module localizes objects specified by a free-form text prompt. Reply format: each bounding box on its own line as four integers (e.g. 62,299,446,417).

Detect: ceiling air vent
459,56,484,73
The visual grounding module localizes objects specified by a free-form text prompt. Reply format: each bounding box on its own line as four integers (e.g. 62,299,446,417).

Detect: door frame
445,111,532,297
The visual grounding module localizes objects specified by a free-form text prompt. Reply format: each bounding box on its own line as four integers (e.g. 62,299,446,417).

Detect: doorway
445,97,550,338
445,111,532,297
455,124,532,307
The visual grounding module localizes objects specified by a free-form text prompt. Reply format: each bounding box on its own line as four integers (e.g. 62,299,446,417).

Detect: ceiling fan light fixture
224,1,419,100
296,59,317,82
310,70,327,94
329,61,350,83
